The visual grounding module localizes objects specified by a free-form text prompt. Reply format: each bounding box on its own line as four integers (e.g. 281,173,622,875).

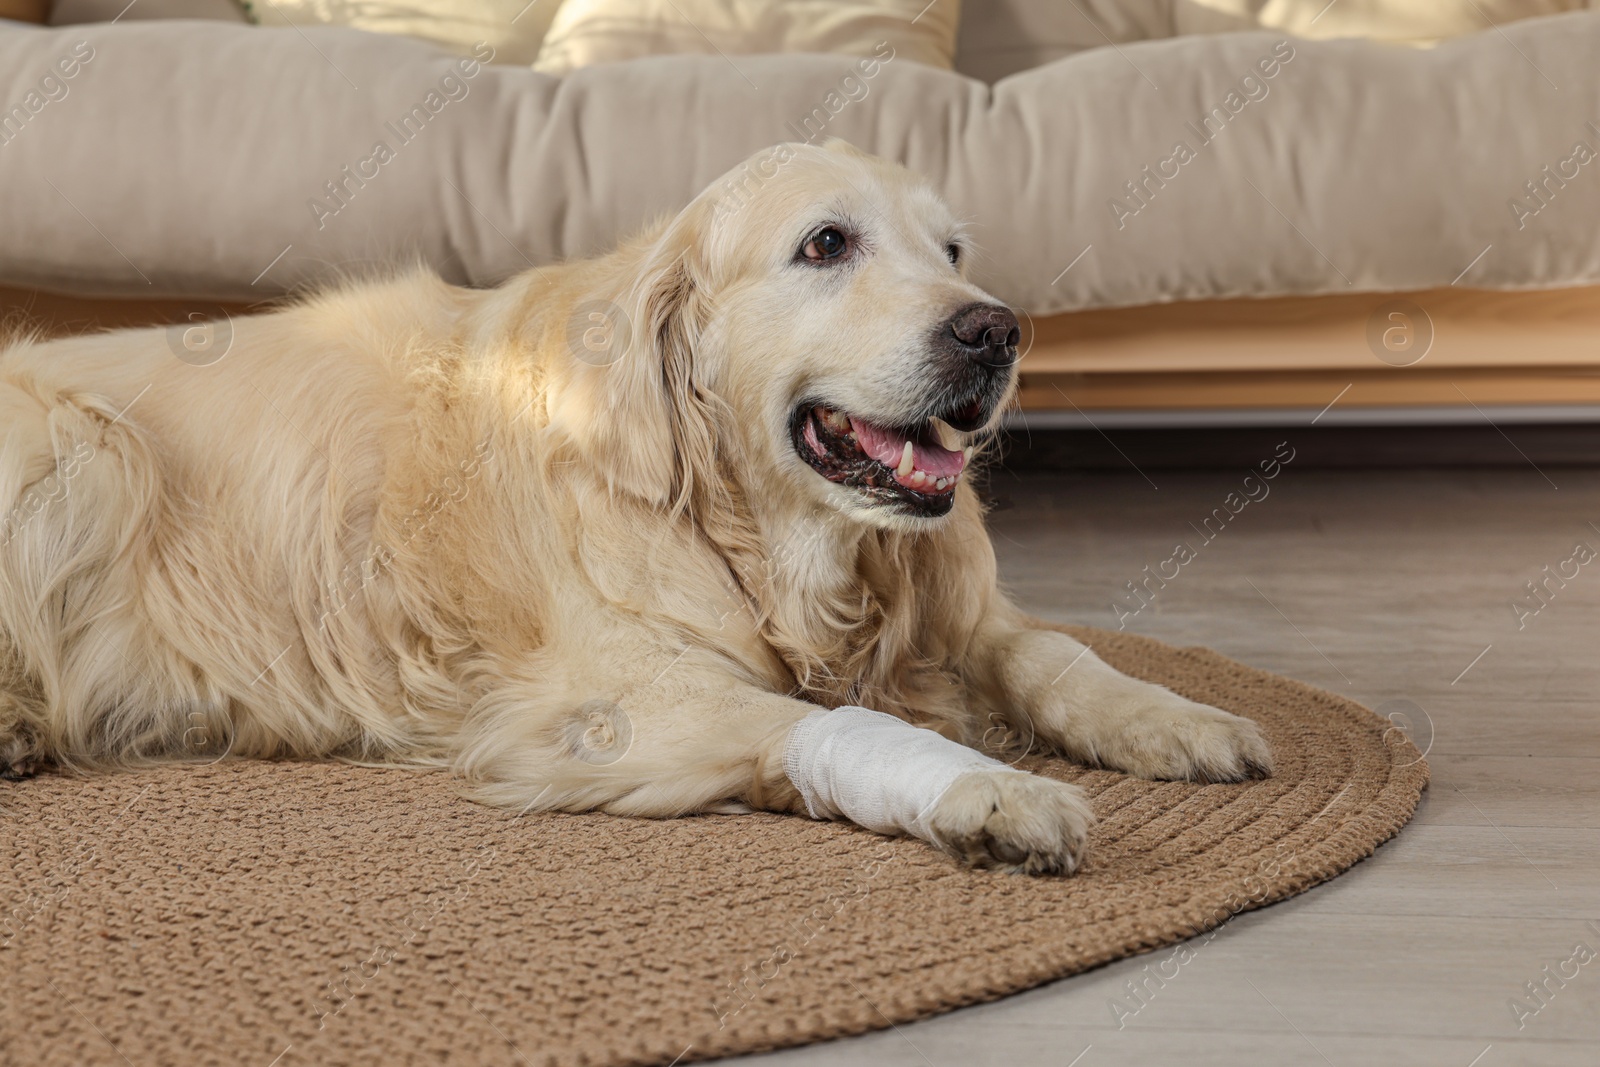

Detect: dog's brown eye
803,227,848,261
946,243,961,266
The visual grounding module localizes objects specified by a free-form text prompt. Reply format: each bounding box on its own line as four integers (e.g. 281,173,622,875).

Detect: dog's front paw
1102,696,1273,783
0,700,44,780
924,770,1093,875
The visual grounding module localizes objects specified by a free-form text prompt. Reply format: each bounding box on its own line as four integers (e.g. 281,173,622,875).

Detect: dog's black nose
946,303,1020,363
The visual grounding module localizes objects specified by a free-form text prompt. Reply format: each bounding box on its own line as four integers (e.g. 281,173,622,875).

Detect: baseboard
1008,404,1600,429
995,423,1600,471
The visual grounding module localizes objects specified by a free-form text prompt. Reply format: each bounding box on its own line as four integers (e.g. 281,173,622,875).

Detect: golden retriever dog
0,141,1270,874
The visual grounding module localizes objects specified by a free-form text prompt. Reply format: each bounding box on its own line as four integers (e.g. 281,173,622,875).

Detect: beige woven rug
0,627,1427,1067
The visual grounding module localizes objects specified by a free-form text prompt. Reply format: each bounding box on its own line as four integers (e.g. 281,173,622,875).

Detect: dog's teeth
935,478,948,490
896,442,915,477
963,446,974,462
910,470,926,487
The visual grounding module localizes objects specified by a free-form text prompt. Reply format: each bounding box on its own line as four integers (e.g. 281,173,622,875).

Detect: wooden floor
734,463,1600,1067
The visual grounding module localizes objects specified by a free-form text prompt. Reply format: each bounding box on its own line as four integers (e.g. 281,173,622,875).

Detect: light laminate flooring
734,464,1600,1067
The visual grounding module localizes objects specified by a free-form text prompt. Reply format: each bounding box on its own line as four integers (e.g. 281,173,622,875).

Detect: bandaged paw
782,705,1025,841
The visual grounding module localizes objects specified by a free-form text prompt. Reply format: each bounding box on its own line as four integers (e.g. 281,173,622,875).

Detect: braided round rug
1,627,1427,1067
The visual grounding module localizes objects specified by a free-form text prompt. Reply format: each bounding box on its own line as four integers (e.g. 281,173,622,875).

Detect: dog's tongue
850,418,965,479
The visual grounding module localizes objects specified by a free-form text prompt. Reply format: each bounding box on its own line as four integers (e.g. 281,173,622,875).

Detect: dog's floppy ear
553,202,717,511
820,137,871,160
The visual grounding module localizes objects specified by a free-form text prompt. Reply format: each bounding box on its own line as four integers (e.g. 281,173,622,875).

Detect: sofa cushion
954,0,1595,83
1,15,1598,316
532,0,962,74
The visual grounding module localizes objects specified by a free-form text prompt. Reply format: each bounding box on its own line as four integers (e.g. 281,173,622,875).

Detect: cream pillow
1175,0,1595,47
533,0,962,74
245,1,565,65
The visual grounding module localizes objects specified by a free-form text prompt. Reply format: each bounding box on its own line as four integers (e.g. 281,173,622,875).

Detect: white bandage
782,706,1023,841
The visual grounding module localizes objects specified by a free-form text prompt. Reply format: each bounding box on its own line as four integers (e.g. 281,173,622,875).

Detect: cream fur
0,143,1271,873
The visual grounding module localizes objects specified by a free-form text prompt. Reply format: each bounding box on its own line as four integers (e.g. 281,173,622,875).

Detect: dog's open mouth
791,403,975,516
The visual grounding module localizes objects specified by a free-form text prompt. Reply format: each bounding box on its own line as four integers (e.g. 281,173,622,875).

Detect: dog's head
556,141,1018,528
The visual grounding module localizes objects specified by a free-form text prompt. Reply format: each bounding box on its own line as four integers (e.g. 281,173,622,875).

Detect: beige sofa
4,1,1600,417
